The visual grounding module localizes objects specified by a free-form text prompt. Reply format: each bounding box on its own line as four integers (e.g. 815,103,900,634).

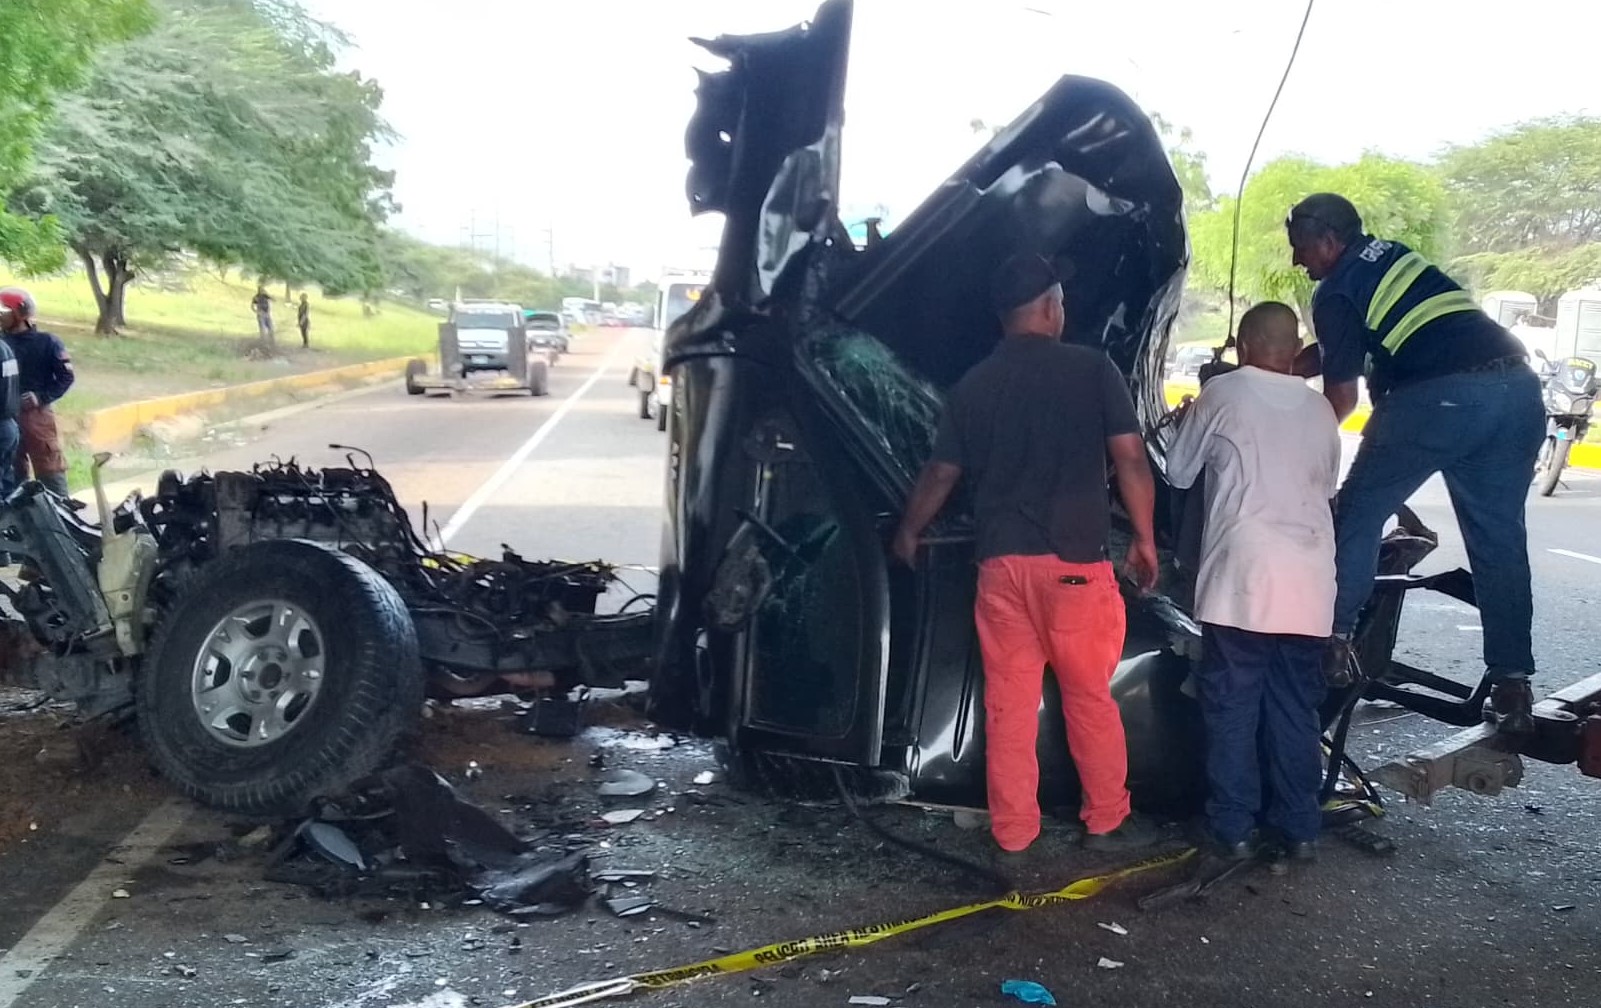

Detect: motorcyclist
0,287,75,498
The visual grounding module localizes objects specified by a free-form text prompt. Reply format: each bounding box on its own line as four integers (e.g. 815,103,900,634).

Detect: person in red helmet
0,288,74,498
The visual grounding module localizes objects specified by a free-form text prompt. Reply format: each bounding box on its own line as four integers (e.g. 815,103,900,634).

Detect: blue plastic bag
1001,979,1058,1006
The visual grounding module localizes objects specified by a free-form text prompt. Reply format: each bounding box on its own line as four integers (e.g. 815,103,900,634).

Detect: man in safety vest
1286,193,1544,734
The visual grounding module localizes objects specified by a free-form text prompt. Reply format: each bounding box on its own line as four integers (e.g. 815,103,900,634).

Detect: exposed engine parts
141,459,654,698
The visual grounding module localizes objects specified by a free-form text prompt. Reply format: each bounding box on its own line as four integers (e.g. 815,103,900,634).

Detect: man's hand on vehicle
1125,534,1159,593
892,528,920,568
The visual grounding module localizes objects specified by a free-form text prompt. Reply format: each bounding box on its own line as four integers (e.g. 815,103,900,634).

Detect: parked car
1168,344,1213,379
523,310,571,354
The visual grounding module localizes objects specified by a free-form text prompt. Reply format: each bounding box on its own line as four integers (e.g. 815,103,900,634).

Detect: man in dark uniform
297,293,311,348
1286,193,1544,733
0,287,75,498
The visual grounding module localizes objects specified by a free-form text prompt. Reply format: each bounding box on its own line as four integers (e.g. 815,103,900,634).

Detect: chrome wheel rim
191,600,325,748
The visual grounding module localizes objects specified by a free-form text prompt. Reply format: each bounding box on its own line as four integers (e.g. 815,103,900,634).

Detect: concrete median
81,355,417,452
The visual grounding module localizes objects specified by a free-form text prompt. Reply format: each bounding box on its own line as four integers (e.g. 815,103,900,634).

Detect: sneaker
1323,634,1355,687
1083,812,1163,852
1489,679,1535,735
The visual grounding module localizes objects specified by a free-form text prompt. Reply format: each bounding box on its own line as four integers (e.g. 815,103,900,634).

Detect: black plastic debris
263,763,590,917
520,690,589,738
477,850,591,916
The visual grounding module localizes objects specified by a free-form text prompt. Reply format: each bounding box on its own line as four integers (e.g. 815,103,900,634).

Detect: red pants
975,555,1131,849
16,403,67,481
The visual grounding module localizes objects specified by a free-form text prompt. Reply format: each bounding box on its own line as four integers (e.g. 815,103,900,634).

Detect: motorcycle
1533,355,1597,496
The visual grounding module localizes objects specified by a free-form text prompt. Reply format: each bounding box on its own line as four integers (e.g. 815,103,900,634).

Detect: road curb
1163,381,1601,471
82,355,416,451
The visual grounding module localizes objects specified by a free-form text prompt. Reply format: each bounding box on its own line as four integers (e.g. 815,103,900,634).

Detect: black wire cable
1224,0,1318,347
832,766,1016,895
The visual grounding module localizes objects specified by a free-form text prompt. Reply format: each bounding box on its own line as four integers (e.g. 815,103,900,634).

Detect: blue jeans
1333,366,1544,677
0,417,17,498
1197,625,1327,845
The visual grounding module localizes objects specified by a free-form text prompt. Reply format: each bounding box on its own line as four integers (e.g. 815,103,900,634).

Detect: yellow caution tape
507,848,1195,1008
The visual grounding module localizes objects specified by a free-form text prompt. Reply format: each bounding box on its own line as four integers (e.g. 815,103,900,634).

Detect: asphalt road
1,332,1598,1008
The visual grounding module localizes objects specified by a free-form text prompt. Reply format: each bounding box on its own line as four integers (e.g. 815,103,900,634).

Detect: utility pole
545,225,556,278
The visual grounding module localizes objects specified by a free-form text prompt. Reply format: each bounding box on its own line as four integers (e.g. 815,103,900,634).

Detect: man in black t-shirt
1287,193,1544,733
893,254,1160,856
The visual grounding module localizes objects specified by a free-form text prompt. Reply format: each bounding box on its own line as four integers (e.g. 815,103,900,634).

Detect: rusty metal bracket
1371,671,1601,803
1370,724,1524,805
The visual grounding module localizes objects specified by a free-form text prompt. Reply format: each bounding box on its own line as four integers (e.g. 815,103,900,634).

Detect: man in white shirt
1166,301,1341,862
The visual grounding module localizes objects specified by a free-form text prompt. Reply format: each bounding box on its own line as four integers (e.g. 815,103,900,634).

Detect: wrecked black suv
647,0,1568,815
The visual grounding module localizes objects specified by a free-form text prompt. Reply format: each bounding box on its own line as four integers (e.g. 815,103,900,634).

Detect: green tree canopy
1189,153,1447,317
1151,113,1214,222
1440,117,1601,308
0,0,153,271
15,0,394,337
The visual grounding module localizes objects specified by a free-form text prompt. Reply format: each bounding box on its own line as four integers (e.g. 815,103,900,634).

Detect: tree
1150,113,1214,222
1189,153,1447,318
0,0,153,272
16,0,394,338
1440,117,1601,309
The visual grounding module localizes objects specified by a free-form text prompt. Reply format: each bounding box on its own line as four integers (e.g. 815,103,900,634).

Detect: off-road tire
528,358,551,397
136,539,424,816
1537,437,1568,497
404,358,427,395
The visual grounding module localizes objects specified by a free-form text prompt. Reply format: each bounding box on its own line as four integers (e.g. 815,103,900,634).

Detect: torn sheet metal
265,764,589,917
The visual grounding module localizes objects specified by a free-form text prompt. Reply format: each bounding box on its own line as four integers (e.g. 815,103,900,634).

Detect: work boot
1213,838,1254,862
1083,812,1163,853
1285,841,1318,863
1323,633,1355,687
1489,678,1535,735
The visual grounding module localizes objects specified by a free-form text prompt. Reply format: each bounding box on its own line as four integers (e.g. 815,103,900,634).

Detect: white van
630,272,710,431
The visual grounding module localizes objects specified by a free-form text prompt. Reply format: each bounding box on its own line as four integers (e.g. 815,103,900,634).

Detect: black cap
1286,193,1363,242
989,253,1060,315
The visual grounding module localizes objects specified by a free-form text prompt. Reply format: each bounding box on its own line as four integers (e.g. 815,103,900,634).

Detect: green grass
0,265,438,422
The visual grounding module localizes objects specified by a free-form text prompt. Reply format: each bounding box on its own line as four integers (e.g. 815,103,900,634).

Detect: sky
303,0,1601,281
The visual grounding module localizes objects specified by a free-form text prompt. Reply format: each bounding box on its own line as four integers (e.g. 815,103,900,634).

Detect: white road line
0,800,189,1007
1549,548,1601,566
435,344,622,547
